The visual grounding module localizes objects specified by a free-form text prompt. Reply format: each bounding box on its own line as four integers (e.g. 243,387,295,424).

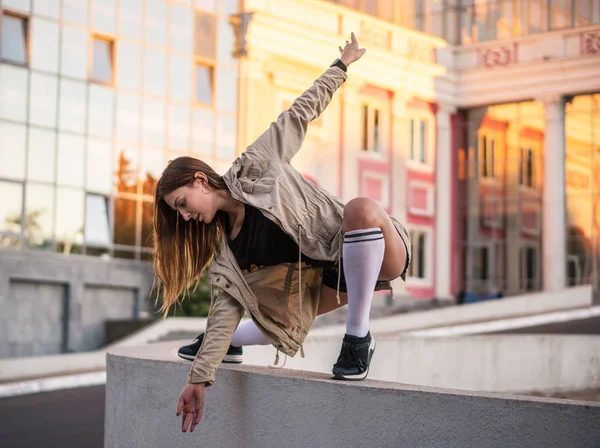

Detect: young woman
153,33,411,433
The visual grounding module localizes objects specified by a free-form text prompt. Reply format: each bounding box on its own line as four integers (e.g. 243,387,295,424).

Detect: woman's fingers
351,31,357,45
339,46,343,54
190,410,203,432
182,411,194,432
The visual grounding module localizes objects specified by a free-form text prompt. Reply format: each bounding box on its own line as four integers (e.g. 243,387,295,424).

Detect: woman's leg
230,319,271,347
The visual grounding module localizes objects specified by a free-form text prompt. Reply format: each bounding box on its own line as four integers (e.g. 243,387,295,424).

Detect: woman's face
163,174,219,224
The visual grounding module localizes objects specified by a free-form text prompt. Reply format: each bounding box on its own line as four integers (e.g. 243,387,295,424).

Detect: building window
361,104,381,152
409,118,428,163
480,135,495,179
519,147,535,187
519,246,539,291
84,194,111,246
91,37,114,84
408,230,427,279
195,63,214,105
1,13,28,65
195,12,217,60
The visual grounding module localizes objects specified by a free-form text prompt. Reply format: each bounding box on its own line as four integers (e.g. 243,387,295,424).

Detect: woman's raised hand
338,32,366,67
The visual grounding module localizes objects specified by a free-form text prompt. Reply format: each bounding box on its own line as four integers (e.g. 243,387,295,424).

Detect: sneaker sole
177,352,243,364
332,337,376,381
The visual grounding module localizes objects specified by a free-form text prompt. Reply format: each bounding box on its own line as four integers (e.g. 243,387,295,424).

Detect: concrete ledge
105,344,600,448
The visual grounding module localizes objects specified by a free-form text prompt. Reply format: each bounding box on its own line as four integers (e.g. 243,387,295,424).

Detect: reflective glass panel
29,72,58,128
216,66,237,111
142,97,166,148
116,41,141,91
141,149,164,195
33,0,60,19
141,201,154,248
85,194,111,246
119,0,143,40
116,93,141,144
195,63,213,105
145,0,168,47
168,54,192,103
170,4,194,53
220,0,239,15
0,181,23,234
216,114,236,160
194,12,217,59
217,18,236,65
58,79,87,133
27,127,56,183
114,197,137,246
168,104,191,151
91,0,117,35
2,0,31,13
88,84,115,138
0,64,28,122
195,0,216,12
549,0,573,29
115,146,140,194
60,26,87,79
86,138,113,194
192,107,214,156
143,47,167,97
57,133,85,187
92,38,114,84
62,0,88,25
55,187,84,243
1,14,27,64
30,17,59,73
25,183,55,244
0,121,26,180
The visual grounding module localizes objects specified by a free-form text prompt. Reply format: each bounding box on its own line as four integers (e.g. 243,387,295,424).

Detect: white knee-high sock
230,319,271,347
342,227,385,338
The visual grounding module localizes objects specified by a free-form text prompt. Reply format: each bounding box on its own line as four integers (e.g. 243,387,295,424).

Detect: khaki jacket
188,66,410,385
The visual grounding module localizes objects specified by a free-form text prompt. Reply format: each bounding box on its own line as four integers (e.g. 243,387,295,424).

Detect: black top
227,204,332,271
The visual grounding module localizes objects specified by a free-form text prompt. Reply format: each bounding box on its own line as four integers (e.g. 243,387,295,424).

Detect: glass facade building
0,0,240,260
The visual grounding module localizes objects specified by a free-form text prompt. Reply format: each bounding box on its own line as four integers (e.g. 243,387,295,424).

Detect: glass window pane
116,41,141,90
220,0,239,15
25,183,55,244
192,108,214,156
142,97,166,147
91,0,117,35
30,17,59,73
60,26,88,79
195,12,217,59
88,84,115,137
141,149,164,195
195,0,216,13
2,0,31,13
0,181,23,234
119,0,143,40
29,72,58,128
143,47,167,96
57,133,85,187
55,187,84,243
170,4,194,53
92,38,114,84
116,93,141,144
168,104,191,151
86,138,113,194
114,197,137,246
59,79,87,133
1,15,28,64
33,0,60,19
63,0,88,26
216,114,236,160
0,121,26,180
115,146,140,194
195,64,213,105
27,127,56,183
169,54,192,102
216,65,237,111
141,201,154,248
85,194,111,246
218,18,236,64
0,63,28,122
550,0,572,28
145,0,167,47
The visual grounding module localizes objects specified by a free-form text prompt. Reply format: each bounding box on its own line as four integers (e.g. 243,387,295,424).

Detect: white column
542,95,567,292
435,104,455,300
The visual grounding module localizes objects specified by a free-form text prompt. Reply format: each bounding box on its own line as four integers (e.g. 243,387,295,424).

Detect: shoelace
337,341,366,370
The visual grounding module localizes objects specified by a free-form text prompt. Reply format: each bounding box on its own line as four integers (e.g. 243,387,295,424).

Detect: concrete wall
105,345,600,448
0,249,153,358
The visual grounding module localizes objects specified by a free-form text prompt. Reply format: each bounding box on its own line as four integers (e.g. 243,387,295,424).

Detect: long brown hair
152,156,228,317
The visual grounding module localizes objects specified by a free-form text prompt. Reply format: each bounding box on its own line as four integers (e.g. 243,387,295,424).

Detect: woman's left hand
338,32,366,67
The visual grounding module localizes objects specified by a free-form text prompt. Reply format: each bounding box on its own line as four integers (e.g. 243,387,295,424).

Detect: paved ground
0,386,104,448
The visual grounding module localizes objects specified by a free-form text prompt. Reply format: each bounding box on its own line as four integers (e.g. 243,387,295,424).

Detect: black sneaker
331,332,375,381
177,333,243,364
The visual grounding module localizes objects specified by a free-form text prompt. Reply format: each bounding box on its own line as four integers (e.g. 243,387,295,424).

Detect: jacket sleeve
246,66,347,163
187,288,245,386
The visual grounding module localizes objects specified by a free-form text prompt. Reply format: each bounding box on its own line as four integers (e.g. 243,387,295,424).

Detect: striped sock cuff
343,228,383,244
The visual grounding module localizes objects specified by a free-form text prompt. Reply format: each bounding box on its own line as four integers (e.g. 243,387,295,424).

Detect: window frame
407,113,434,170
0,11,29,66
193,60,215,107
89,34,115,86
406,226,432,287
361,102,383,154
519,244,540,292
